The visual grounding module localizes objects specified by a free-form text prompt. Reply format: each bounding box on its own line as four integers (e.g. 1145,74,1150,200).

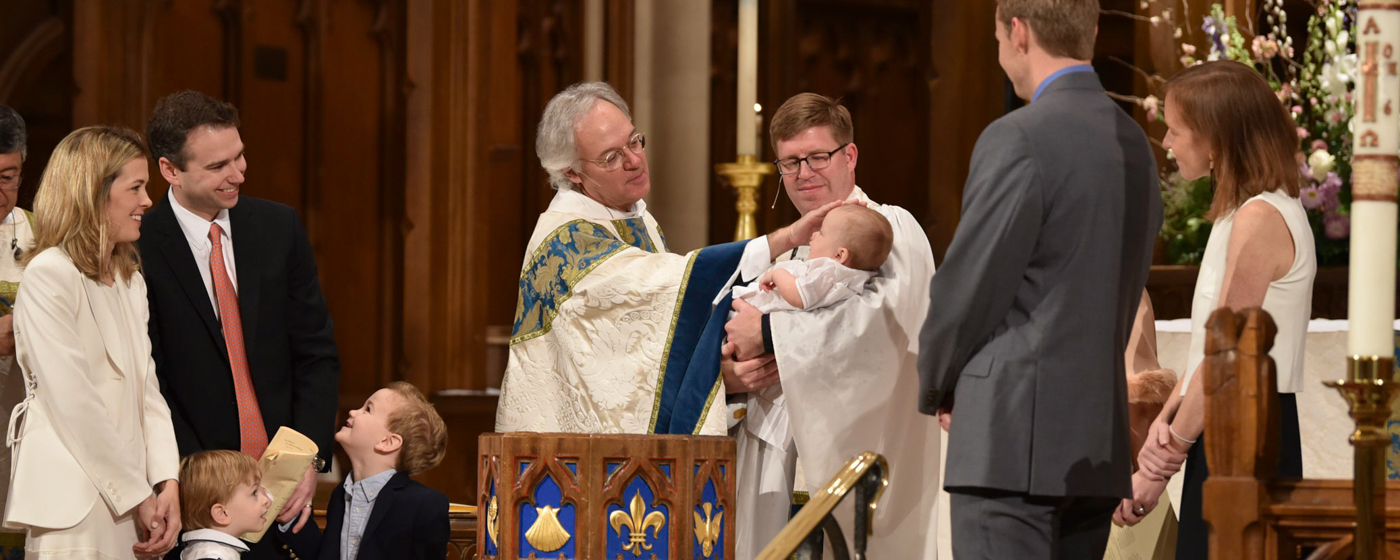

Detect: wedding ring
1134,506,1146,515
303,503,312,509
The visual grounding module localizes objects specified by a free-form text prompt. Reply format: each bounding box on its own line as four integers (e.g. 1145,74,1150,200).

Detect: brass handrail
756,452,890,560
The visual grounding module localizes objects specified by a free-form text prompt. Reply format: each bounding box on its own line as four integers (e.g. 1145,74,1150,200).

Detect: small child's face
807,213,848,264
219,479,272,535
336,388,405,454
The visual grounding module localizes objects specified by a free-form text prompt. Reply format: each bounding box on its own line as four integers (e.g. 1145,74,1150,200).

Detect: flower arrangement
1106,0,1356,266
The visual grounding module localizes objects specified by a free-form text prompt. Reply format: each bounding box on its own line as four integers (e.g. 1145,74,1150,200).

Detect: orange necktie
209,223,268,458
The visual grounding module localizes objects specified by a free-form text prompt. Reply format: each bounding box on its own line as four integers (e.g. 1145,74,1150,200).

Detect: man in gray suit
917,1,1163,558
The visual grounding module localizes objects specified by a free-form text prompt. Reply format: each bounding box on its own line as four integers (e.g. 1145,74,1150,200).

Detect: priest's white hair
536,82,631,191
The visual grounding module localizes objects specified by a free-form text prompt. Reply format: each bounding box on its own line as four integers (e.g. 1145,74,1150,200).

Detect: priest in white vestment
497,82,838,438
724,93,942,558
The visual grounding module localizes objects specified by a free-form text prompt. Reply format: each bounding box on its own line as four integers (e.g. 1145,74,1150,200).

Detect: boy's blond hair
830,205,893,271
179,450,262,531
386,381,448,476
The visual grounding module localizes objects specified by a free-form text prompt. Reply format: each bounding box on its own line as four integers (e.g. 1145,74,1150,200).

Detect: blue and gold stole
511,217,746,434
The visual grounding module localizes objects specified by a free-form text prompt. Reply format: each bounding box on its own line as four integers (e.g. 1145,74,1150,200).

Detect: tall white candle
736,0,759,156
1349,4,1400,357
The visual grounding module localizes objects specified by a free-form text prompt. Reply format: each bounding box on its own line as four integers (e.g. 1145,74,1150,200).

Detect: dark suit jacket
917,71,1163,498
138,194,339,471
278,472,450,560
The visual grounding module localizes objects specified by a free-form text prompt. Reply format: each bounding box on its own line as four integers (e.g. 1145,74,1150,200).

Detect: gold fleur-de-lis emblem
524,505,572,552
608,491,667,556
485,495,499,546
692,502,723,558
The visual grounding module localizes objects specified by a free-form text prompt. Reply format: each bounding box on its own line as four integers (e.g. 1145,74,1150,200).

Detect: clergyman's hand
721,342,779,393
777,200,861,256
724,299,766,361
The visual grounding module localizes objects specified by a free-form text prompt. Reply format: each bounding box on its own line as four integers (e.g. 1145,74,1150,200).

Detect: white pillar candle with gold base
1335,4,1400,560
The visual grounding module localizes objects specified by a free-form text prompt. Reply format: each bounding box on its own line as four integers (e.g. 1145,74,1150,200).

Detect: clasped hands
1114,418,1191,527
134,480,180,558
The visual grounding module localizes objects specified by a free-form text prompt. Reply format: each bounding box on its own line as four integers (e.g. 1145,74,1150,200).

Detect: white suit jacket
4,248,179,529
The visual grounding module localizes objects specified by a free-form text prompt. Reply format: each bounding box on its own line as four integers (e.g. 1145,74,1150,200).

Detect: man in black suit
140,90,339,557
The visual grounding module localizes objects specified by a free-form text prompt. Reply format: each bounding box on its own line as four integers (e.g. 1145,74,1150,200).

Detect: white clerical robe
734,186,941,559
497,188,770,435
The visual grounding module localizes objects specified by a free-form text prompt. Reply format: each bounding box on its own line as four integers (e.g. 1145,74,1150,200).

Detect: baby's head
808,205,893,271
335,381,449,476
179,450,271,537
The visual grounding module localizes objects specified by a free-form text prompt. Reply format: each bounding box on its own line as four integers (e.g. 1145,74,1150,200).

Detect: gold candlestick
1325,355,1399,560
715,154,775,241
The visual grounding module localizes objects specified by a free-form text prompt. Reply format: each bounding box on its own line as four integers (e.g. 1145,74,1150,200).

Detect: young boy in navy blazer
279,381,449,560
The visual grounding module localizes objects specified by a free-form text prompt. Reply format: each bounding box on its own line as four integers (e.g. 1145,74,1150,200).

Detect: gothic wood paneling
0,1,73,211
62,0,401,429
926,1,1005,261
710,0,946,259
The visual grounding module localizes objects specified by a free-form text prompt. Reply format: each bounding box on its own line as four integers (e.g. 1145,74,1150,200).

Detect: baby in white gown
728,204,896,550
733,204,893,312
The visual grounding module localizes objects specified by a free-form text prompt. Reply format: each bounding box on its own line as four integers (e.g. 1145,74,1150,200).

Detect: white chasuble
497,189,759,436
736,187,942,558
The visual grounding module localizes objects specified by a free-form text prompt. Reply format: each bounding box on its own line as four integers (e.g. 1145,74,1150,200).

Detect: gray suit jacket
917,71,1163,498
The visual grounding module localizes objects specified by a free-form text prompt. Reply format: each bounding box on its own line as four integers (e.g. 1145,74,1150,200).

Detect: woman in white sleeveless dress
1114,61,1317,559
3,127,181,559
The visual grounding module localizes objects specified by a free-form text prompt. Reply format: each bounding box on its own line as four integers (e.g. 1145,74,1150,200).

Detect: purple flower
1301,186,1326,210
1203,17,1228,54
1320,172,1343,194
1324,212,1350,240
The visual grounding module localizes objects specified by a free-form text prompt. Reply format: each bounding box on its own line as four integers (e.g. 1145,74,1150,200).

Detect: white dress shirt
168,192,238,317
180,528,250,560
341,469,397,560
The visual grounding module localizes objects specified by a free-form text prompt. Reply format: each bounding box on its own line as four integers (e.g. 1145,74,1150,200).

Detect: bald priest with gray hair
495,82,842,436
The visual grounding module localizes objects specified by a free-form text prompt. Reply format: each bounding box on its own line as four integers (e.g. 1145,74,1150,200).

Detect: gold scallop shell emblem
525,505,572,552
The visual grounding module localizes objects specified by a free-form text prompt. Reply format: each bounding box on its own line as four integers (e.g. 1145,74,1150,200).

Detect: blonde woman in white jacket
4,126,180,559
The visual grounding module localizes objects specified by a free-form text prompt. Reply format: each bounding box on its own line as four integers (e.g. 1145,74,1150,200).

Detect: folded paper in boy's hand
242,427,319,542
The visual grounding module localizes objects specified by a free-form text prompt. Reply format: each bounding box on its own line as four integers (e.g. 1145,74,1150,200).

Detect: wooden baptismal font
476,433,735,559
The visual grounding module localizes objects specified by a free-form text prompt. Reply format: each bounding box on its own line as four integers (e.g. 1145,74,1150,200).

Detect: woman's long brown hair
1163,60,1302,221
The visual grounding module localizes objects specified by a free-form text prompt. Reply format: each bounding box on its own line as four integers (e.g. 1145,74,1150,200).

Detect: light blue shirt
1032,64,1095,103
341,469,396,560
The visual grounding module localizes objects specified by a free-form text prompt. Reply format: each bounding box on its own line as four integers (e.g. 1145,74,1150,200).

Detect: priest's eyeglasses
0,172,18,193
774,143,849,175
581,133,646,171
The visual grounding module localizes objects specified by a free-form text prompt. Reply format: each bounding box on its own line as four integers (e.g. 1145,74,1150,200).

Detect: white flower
1318,54,1357,99
1307,149,1336,181
1141,95,1160,120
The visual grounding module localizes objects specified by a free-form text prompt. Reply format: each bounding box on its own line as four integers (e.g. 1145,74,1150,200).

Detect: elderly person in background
0,104,35,556
496,82,837,436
